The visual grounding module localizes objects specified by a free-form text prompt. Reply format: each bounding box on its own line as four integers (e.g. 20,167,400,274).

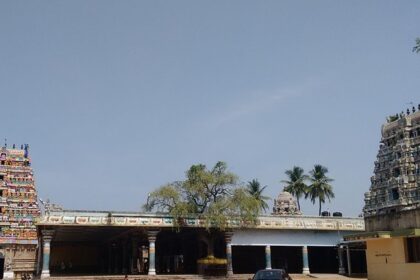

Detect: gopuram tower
0,144,41,278
364,106,420,231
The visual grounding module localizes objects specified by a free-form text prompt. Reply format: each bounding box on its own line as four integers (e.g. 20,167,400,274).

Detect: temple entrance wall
271,246,302,273
156,230,199,274
51,242,104,274
0,244,37,279
231,246,265,273
307,246,338,273
231,229,353,247
41,226,152,276
349,249,367,274
35,214,365,278
40,227,354,276
231,245,343,274
43,227,212,276
342,246,367,274
154,229,225,274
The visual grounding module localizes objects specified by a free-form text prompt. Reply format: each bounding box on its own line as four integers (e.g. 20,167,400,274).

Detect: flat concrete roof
37,210,365,232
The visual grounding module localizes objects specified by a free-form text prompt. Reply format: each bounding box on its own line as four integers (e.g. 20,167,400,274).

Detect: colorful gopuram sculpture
272,191,301,215
0,144,41,278
364,106,420,221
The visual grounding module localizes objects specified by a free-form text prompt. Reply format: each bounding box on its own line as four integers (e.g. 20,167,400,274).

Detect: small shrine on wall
272,191,302,216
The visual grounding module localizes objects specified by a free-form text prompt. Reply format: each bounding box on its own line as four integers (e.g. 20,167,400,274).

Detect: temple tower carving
0,144,41,278
272,191,301,215
364,106,420,231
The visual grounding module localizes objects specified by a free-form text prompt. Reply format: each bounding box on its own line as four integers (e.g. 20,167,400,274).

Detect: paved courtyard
290,274,367,280
46,274,367,280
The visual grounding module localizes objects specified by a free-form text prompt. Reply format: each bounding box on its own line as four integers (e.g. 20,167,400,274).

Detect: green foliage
281,166,308,210
144,161,262,229
306,164,335,216
229,187,261,224
246,179,269,212
413,37,420,53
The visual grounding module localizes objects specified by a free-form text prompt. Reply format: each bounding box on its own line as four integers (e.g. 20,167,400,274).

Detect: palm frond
413,37,420,53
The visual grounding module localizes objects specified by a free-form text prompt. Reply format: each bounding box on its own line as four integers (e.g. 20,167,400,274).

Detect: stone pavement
46,275,252,280
290,274,367,280
45,274,367,280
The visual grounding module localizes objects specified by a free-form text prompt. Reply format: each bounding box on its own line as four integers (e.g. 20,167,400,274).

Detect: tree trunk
318,198,322,216
297,197,301,211
207,235,214,256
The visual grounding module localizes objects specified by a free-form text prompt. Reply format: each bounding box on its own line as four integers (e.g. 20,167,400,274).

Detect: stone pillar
41,230,54,279
36,238,42,275
338,246,346,275
147,230,159,275
225,231,233,276
346,246,352,276
302,245,310,274
265,245,272,269
3,249,14,279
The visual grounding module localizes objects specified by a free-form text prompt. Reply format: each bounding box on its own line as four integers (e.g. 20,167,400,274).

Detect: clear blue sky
1,1,419,216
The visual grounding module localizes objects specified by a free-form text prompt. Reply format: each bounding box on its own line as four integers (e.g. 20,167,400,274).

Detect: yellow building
346,229,420,280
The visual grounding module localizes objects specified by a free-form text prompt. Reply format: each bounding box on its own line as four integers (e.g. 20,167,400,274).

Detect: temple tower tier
0,145,41,278
364,109,420,231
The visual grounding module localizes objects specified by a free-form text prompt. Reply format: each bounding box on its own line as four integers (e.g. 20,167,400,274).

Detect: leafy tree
306,164,335,216
144,161,262,229
246,179,269,213
413,37,420,53
281,166,308,211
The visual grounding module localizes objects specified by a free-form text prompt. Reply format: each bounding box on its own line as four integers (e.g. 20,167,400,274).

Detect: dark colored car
250,269,289,280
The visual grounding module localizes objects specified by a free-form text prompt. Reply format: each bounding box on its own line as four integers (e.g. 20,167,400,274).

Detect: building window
407,237,420,263
391,188,400,200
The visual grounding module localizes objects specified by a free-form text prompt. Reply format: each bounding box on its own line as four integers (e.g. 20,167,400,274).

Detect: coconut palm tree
281,166,308,211
413,37,420,53
246,179,269,213
306,164,335,216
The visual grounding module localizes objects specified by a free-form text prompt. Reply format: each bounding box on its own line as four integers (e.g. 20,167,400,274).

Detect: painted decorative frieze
38,211,364,231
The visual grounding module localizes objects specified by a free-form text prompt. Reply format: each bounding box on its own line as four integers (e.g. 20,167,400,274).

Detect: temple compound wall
35,210,364,278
